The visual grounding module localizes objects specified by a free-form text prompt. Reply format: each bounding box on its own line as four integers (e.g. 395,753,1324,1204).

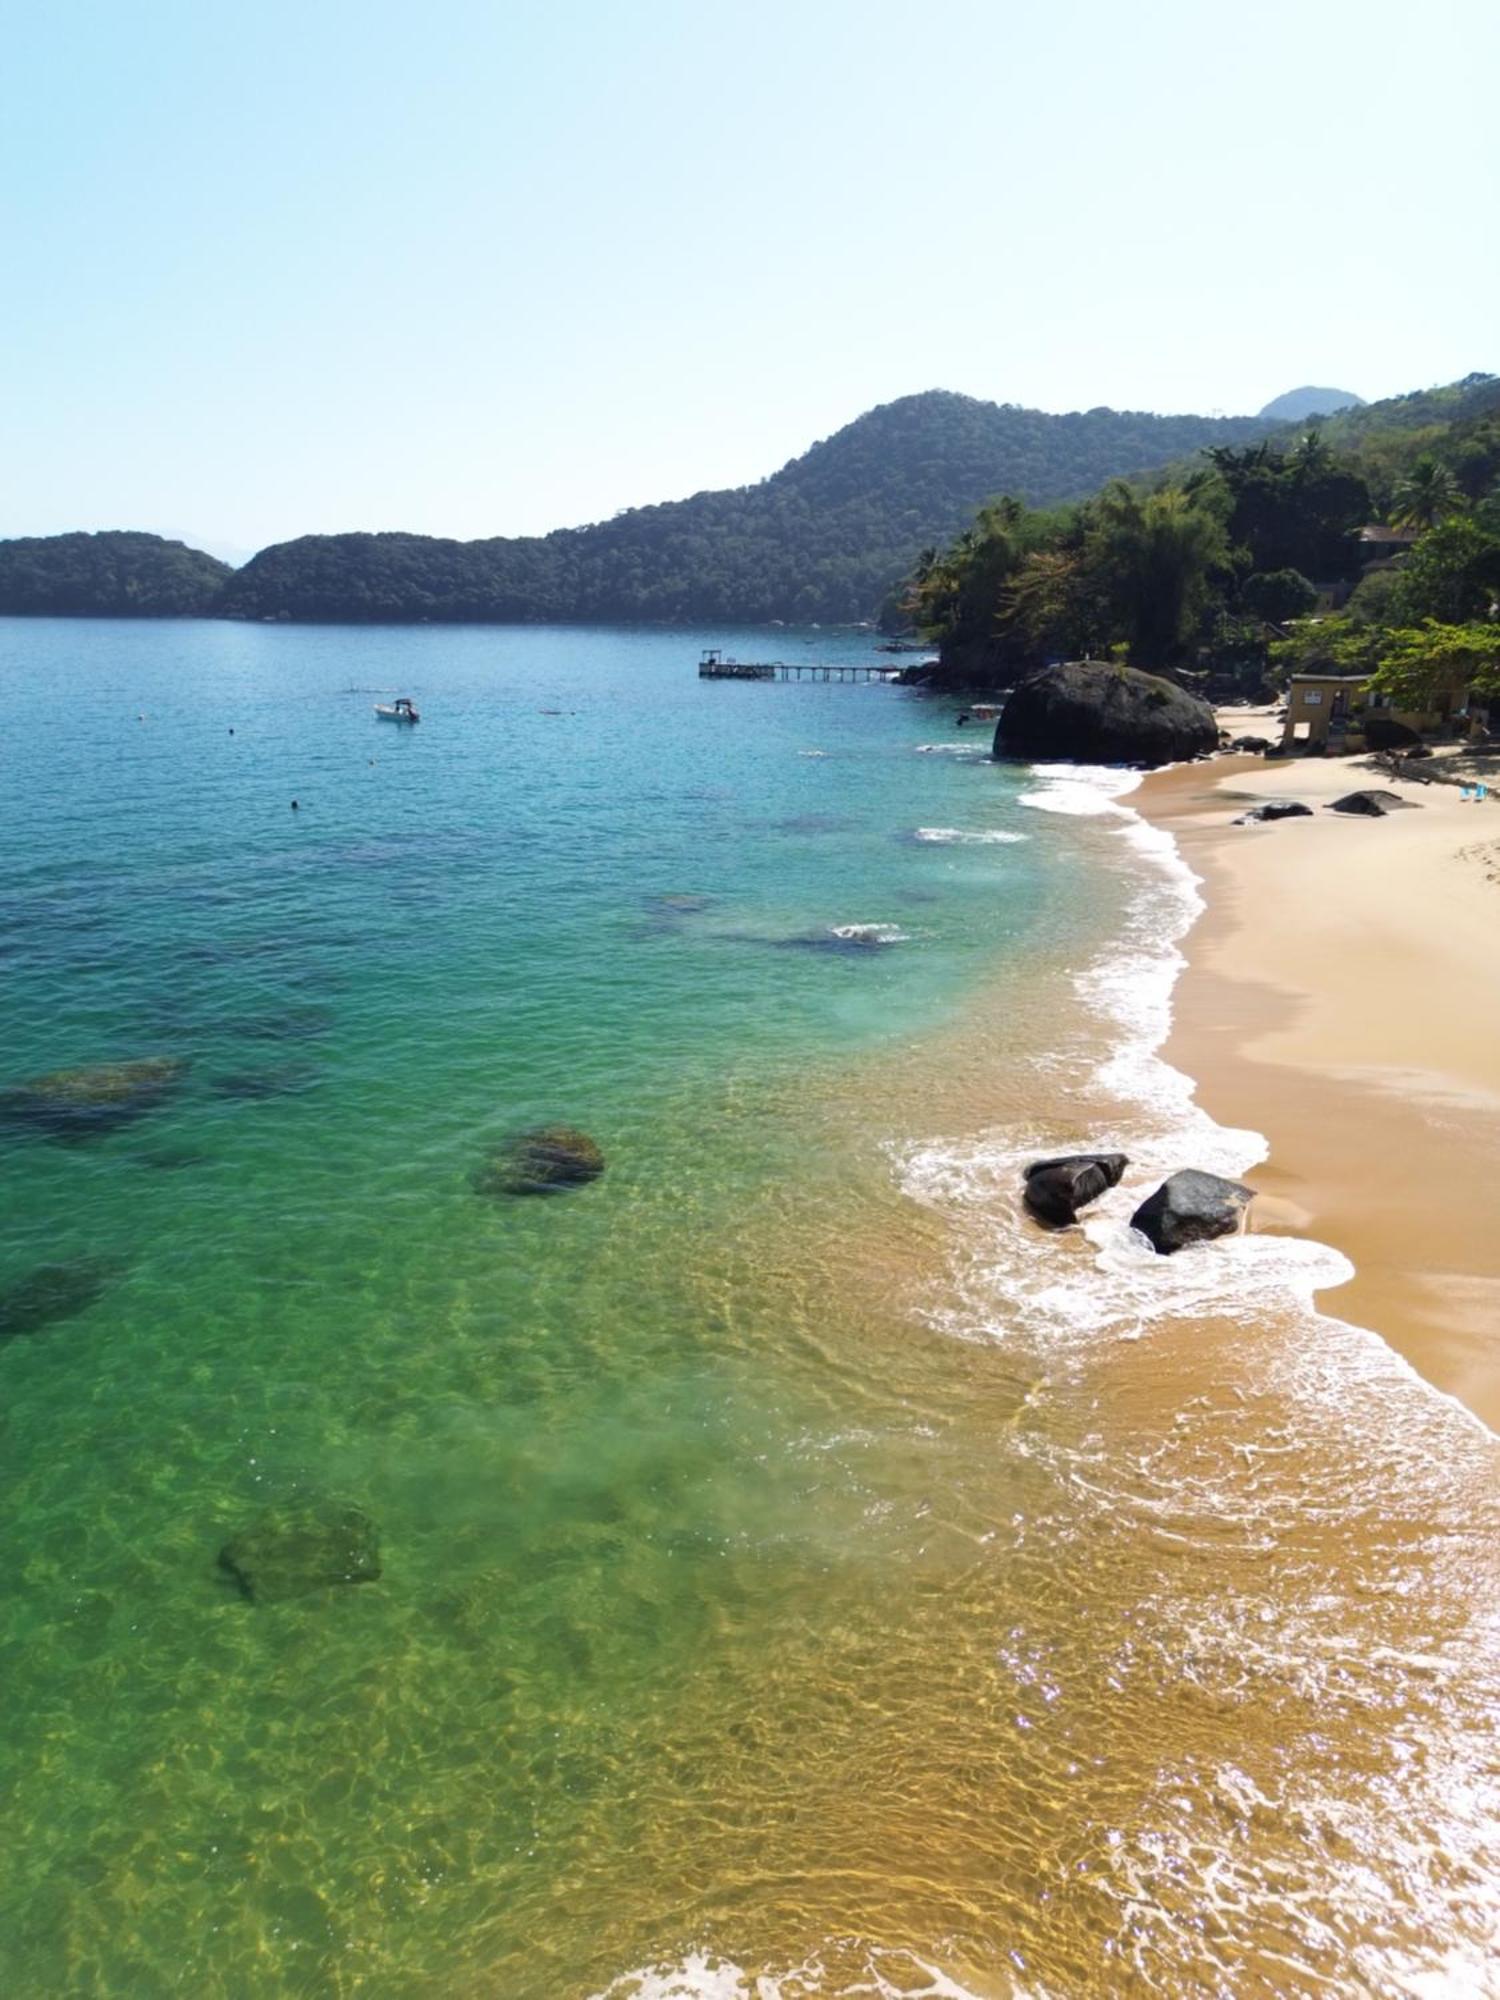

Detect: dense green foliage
909,373,1500,691
212,393,1275,626
0,532,230,617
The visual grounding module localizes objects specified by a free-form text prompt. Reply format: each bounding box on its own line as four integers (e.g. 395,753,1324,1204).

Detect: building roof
1357,524,1418,545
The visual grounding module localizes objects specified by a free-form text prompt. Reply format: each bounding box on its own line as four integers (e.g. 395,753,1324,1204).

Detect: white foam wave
590,1948,1002,2000
1016,763,1143,815
912,827,1028,846
913,743,988,759
829,922,908,945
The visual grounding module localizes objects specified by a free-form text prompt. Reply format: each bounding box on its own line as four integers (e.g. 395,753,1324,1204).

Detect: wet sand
1141,731,1500,1431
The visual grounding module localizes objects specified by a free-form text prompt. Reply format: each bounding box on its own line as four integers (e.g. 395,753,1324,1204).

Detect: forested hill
214,394,1276,626
0,532,230,617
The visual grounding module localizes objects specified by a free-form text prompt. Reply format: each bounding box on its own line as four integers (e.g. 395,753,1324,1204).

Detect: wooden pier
697,648,910,684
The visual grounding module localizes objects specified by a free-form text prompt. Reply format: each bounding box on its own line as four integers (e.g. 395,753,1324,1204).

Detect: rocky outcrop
1234,800,1313,823
1023,1152,1128,1227
1130,1170,1255,1254
1362,716,1422,752
0,1257,118,1340
474,1125,606,1196
0,1057,188,1141
994,662,1218,768
1328,790,1421,816
218,1501,381,1602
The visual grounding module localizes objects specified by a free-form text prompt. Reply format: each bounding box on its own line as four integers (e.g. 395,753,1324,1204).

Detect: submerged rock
1328,790,1422,817
1234,800,1313,824
0,1256,118,1341
218,1501,381,1602
1023,1152,1129,1227
474,1125,606,1197
1130,1170,1255,1255
0,1057,188,1141
208,1062,321,1101
994,662,1218,768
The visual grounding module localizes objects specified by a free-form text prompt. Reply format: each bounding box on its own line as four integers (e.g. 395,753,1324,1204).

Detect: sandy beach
1141,717,1500,1430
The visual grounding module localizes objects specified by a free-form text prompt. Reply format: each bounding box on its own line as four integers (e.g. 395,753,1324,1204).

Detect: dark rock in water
1234,800,1313,824
1228,735,1273,753
474,1125,606,1197
224,1006,334,1042
209,1062,321,1101
773,923,907,953
1328,790,1421,817
0,1056,188,1141
645,893,713,914
1130,1170,1256,1255
994,662,1218,769
218,1501,381,1602
1362,716,1422,752
0,1257,118,1341
1023,1152,1128,1227
133,1146,216,1172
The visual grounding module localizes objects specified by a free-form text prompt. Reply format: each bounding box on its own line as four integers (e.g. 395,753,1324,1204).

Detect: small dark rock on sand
1234,800,1313,824
1329,790,1422,817
474,1125,606,1196
1130,1169,1256,1255
0,1256,119,1341
218,1501,381,1602
0,1057,189,1142
1023,1152,1129,1227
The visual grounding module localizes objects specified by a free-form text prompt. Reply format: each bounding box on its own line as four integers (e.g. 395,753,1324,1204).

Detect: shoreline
1138,728,1500,1433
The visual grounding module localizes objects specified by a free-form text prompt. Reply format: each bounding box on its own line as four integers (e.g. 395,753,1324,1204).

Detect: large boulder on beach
994,662,1218,769
1328,790,1421,817
1130,1170,1256,1255
0,1057,188,1141
218,1501,381,1603
473,1124,606,1197
1023,1152,1128,1227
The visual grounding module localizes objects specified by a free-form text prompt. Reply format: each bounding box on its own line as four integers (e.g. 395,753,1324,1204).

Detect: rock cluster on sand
1329,790,1422,817
218,1501,381,1602
1129,1170,1256,1254
473,1124,606,1196
0,1057,188,1141
994,662,1218,769
1234,800,1313,824
1023,1152,1128,1226
1022,1156,1257,1256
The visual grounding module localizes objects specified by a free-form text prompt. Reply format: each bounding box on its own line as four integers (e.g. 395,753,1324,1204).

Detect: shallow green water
3,621,1498,2000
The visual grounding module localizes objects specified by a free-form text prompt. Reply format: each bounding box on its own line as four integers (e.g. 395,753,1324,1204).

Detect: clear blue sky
3,0,1495,556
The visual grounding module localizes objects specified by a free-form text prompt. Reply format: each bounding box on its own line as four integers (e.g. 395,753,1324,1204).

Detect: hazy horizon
4,0,1496,553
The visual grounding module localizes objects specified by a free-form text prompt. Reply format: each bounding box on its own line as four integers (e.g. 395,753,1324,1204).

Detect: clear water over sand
0,621,1495,1998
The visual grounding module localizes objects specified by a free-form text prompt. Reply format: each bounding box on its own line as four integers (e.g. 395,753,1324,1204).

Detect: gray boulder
219,1501,381,1602
1023,1152,1128,1227
1130,1170,1256,1254
994,662,1218,769
1328,790,1421,817
1234,800,1313,824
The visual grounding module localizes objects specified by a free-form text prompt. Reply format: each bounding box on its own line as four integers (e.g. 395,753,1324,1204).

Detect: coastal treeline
0,395,1276,625
0,532,231,617
906,372,1500,700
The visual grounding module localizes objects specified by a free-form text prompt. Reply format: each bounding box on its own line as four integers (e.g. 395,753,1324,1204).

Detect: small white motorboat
374,696,420,724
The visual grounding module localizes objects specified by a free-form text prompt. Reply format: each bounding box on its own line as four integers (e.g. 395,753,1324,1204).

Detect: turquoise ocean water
1,620,1497,1999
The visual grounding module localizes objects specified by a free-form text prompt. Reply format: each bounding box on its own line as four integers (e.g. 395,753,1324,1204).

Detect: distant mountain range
1,378,1487,627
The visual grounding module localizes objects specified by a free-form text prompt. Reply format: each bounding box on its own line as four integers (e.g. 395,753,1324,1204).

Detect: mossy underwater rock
0,1056,188,1140
218,1501,381,1603
473,1124,606,1197
0,1256,118,1341
995,662,1218,768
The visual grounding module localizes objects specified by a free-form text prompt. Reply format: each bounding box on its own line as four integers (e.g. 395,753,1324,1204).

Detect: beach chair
1460,784,1474,801
1479,783,1490,802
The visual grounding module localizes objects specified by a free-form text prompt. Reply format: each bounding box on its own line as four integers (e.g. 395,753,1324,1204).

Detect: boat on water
374,696,420,723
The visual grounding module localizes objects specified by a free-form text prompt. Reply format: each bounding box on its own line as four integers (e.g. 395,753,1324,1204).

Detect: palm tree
1390,456,1462,532
1086,482,1231,669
